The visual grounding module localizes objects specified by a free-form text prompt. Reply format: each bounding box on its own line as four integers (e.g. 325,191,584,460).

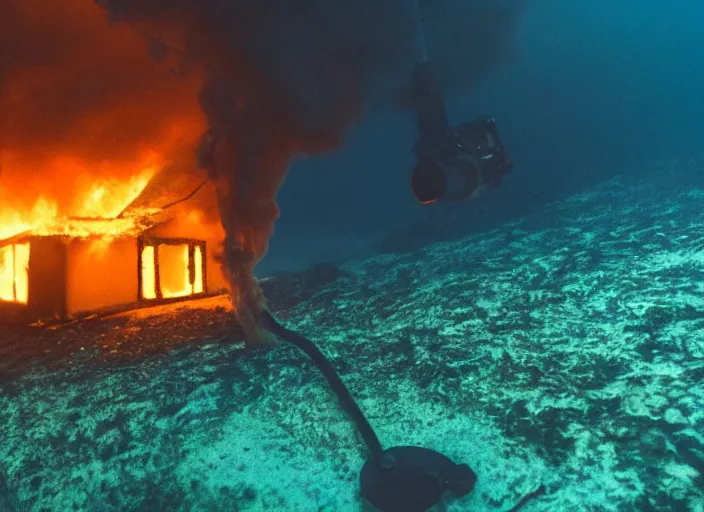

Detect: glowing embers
0,243,30,304
139,240,206,300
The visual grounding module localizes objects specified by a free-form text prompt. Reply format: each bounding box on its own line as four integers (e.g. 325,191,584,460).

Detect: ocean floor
1,172,704,511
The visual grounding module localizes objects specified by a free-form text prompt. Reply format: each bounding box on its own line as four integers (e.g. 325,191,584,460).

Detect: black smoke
95,0,526,343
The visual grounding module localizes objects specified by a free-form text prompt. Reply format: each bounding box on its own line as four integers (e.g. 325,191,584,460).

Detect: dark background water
258,0,704,276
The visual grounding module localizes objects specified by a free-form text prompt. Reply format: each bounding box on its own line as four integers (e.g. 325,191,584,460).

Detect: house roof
0,214,163,245
0,167,217,245
119,166,213,218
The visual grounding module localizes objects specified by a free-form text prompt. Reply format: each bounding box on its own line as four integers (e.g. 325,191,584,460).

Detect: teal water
1,163,704,511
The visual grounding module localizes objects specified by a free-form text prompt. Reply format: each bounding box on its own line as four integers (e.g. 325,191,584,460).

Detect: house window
0,243,30,304
139,239,206,300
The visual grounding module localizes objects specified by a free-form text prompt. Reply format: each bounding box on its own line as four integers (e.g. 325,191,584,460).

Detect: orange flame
140,243,206,300
141,245,158,300
0,243,29,304
77,167,157,218
160,245,192,298
0,166,158,241
0,0,205,242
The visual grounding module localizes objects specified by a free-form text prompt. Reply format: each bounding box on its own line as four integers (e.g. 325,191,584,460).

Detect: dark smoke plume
0,0,204,217
95,0,526,343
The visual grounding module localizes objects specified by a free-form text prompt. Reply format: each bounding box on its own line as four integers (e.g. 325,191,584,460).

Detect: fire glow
0,167,157,241
0,0,211,312
0,166,182,308
0,243,30,304
0,167,215,310
140,242,206,300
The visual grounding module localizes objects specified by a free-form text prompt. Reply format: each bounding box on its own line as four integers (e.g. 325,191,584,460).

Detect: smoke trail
0,0,204,215
95,0,525,344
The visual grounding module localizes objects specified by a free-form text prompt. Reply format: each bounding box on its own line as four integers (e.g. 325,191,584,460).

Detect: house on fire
0,173,228,322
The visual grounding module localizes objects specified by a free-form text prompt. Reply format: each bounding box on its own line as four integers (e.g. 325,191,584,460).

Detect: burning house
0,170,227,323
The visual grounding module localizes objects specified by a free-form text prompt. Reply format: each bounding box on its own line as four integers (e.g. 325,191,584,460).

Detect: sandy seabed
1,171,703,511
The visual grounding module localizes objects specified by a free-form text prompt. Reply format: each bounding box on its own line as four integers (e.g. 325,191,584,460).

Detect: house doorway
0,243,30,304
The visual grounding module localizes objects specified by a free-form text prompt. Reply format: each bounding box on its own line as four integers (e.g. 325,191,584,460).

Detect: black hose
260,311,384,459
507,484,546,511
260,312,547,512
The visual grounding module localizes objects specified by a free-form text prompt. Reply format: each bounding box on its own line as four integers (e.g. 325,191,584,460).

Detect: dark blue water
262,0,704,276
3,2,704,511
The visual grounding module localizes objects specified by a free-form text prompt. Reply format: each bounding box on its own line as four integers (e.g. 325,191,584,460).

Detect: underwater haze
2,1,704,511
262,0,704,275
